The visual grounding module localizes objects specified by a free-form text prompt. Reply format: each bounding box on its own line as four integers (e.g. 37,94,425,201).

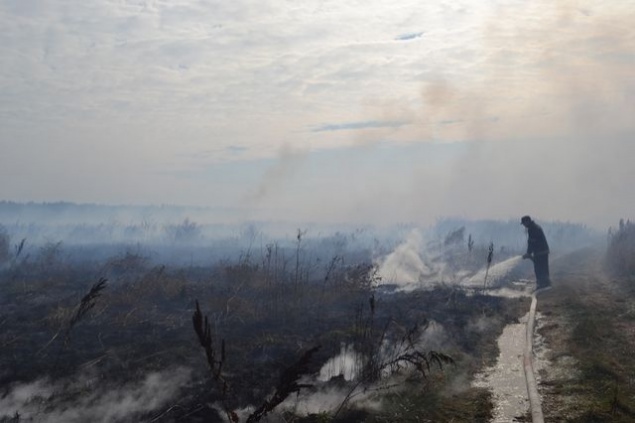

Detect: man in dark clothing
521,215,551,289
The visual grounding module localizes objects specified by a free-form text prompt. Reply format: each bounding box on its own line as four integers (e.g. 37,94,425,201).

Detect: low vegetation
607,219,635,279
536,225,635,422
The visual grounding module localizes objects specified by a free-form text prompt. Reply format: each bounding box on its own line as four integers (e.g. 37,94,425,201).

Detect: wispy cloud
226,145,249,155
395,31,424,41
311,120,410,132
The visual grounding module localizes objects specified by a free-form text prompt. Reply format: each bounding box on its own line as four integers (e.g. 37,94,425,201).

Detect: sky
1,0,634,228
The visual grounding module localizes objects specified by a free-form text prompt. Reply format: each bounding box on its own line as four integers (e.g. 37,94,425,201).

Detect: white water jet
462,255,524,288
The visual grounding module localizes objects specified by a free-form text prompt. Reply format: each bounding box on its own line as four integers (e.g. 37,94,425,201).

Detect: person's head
521,215,532,228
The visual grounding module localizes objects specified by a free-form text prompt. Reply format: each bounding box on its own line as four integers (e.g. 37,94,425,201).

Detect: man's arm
523,226,535,259
523,240,532,259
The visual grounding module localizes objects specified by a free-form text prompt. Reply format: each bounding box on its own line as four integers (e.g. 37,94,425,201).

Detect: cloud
226,145,249,155
395,31,424,41
0,0,461,161
311,120,410,132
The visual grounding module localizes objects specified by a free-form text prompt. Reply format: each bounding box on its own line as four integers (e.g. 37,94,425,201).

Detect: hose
523,291,545,423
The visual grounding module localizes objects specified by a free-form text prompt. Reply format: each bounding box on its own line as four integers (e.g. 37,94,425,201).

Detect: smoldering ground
0,218,556,422
0,367,191,423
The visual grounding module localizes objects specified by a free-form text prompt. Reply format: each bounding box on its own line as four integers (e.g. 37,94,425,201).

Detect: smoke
374,227,533,292
432,2,634,226
346,1,635,228
416,320,450,351
281,382,382,417
281,321,450,417
375,229,434,291
0,367,191,423
415,1,635,141
234,0,635,228
318,343,361,382
248,144,308,204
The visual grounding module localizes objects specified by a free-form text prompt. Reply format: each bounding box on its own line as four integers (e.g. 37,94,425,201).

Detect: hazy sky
1,0,633,227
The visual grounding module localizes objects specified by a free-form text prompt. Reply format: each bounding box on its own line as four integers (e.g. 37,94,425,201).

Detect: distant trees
164,218,202,244
443,226,465,247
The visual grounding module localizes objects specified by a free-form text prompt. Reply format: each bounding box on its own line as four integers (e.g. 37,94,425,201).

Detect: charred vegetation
0,219,558,422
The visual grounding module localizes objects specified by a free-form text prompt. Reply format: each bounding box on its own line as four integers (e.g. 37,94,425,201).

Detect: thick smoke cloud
408,0,635,227
243,1,634,228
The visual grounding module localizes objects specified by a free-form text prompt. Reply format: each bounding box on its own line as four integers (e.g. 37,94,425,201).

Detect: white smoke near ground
318,343,362,382
375,229,435,291
278,320,450,417
228,381,382,423
415,320,450,352
375,229,527,292
0,367,191,423
283,382,382,417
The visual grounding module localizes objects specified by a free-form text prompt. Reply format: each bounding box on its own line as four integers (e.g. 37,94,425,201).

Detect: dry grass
193,300,321,423
36,277,107,355
246,345,320,423
537,249,635,422
66,277,107,339
607,219,635,277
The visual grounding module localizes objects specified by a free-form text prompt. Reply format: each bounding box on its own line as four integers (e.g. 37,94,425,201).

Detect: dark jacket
527,222,549,256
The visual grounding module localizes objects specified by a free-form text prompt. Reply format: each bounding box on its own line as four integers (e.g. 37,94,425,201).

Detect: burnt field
1,213,602,422
0,221,541,423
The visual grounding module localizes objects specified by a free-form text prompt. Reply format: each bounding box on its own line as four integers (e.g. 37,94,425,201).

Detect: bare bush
193,300,321,423
444,226,465,247
37,241,64,270
164,218,202,244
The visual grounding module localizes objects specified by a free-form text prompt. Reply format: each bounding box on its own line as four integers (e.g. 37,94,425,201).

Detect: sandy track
473,280,548,422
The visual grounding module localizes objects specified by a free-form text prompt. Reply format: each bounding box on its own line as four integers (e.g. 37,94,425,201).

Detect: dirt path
471,280,547,422
530,248,635,421
473,310,531,421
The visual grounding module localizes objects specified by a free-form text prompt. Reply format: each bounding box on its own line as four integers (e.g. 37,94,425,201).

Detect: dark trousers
533,254,550,287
